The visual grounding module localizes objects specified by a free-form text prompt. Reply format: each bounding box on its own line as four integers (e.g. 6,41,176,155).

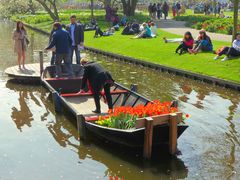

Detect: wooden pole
143,117,154,159
77,114,87,140
169,114,178,155
52,91,62,113
39,50,44,75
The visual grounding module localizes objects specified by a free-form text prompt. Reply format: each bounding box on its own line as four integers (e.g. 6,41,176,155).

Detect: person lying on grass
189,29,213,54
214,33,240,61
132,23,152,39
94,25,115,38
175,31,194,55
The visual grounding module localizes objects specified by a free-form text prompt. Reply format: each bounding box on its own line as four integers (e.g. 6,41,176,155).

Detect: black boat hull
86,122,188,147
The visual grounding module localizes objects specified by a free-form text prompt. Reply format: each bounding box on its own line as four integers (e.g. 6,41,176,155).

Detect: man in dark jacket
45,22,73,78
66,15,84,65
80,58,114,114
49,27,57,65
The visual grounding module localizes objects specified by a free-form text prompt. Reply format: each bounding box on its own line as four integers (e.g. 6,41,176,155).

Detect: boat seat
61,90,129,98
45,77,82,81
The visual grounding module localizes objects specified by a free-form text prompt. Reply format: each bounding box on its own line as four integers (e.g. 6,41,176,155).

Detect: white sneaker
221,57,229,62
214,56,220,60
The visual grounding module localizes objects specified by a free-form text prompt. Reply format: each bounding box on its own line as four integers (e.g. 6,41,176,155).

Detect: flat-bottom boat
41,65,188,148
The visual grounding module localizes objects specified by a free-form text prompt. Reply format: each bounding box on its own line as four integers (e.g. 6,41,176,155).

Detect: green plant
96,113,137,129
206,24,216,32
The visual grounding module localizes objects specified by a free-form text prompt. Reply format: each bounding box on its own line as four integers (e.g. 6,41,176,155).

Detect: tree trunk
233,0,239,41
28,0,36,14
91,0,94,18
35,0,59,21
121,0,138,16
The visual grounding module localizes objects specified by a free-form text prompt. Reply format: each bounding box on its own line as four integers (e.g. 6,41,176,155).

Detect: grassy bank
12,10,240,83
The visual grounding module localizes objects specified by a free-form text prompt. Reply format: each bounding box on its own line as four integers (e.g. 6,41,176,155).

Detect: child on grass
175,31,194,55
214,33,240,61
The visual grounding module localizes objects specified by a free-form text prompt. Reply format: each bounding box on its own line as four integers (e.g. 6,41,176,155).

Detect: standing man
80,58,114,114
45,22,73,78
176,1,181,16
66,15,84,64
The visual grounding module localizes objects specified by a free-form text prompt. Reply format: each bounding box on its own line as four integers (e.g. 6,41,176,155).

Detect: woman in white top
150,22,158,37
214,33,240,61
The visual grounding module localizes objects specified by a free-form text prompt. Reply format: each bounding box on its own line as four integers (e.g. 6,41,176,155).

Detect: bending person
214,33,240,61
80,58,114,114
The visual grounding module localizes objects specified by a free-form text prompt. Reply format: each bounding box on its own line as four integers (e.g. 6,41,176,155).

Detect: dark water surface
0,21,240,180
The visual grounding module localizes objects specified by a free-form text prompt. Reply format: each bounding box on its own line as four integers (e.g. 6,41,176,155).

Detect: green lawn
12,10,240,83
84,29,240,83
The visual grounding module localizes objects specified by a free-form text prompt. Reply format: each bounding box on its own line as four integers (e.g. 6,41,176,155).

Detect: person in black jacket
66,15,84,65
80,58,114,114
45,22,73,78
49,27,57,65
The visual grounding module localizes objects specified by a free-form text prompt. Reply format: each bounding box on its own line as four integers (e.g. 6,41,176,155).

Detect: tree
232,0,239,41
0,0,38,17
34,0,60,21
121,0,138,16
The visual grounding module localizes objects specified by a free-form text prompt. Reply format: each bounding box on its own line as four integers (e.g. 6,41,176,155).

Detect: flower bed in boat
95,100,186,129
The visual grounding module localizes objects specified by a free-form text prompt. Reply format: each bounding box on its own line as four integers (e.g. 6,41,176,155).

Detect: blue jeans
70,46,80,64
55,53,73,78
50,52,56,65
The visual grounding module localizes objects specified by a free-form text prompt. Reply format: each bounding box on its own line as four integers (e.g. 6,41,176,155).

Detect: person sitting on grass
175,31,194,55
132,23,152,39
122,23,135,35
189,29,213,54
94,25,115,38
214,33,240,61
120,15,127,26
150,22,158,37
131,20,140,34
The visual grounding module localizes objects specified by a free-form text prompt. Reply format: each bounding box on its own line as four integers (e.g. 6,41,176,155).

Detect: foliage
96,113,138,129
175,15,239,35
0,0,38,17
11,10,149,29
174,15,217,28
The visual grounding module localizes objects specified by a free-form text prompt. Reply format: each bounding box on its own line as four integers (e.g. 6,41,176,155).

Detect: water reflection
11,91,33,131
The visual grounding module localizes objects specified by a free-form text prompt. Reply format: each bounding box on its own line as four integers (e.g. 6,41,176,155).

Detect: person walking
176,1,181,16
172,3,177,18
162,2,169,20
80,58,114,114
12,21,28,70
151,3,157,19
66,15,84,64
148,3,153,18
157,3,162,19
45,22,73,78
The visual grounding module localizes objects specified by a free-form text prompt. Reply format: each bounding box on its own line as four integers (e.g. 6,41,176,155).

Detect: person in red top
175,31,194,55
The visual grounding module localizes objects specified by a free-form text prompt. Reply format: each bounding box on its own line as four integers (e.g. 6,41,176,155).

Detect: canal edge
22,22,240,92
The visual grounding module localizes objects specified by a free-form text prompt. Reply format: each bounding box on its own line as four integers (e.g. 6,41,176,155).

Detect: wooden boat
41,65,188,156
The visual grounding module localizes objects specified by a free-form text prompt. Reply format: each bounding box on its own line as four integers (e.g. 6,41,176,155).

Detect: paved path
155,19,232,42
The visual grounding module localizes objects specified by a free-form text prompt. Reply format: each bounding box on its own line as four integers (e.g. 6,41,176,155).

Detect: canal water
0,21,240,180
